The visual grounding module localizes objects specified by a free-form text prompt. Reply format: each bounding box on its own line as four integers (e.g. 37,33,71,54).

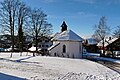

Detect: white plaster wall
50,41,69,57
67,41,82,58
49,40,82,58
49,45,60,56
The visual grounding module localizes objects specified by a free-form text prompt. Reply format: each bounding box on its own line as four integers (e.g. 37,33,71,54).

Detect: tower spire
61,21,68,32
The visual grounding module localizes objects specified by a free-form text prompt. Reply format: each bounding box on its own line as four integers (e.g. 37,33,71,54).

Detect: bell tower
61,21,68,32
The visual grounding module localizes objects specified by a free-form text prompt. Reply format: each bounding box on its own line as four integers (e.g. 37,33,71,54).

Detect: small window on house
54,53,57,56
39,40,42,42
46,45,48,47
45,49,47,51
42,45,44,47
45,40,49,42
63,45,66,53
39,45,41,48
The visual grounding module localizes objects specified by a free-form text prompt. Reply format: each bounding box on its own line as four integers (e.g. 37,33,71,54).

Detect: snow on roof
52,30,83,41
28,46,41,51
97,38,118,47
5,48,17,51
5,46,17,51
87,38,97,45
28,46,36,51
50,32,60,38
48,42,60,51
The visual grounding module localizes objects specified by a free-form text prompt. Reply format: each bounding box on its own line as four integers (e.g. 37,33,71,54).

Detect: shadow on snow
0,72,26,80
16,56,34,62
0,56,34,63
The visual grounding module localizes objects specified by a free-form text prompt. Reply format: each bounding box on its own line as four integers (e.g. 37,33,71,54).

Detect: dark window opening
63,45,66,53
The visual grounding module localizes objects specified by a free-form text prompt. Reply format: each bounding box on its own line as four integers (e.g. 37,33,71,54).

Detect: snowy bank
83,53,120,64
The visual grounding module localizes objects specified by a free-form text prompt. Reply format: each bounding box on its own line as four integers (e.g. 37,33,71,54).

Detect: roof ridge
52,30,83,41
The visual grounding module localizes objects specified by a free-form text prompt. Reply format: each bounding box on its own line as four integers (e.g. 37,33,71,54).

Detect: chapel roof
52,30,83,41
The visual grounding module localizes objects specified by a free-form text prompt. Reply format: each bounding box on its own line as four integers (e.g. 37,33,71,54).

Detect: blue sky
22,0,120,38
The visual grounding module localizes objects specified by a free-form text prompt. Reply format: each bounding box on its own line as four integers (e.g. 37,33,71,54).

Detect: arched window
54,53,57,56
63,45,66,53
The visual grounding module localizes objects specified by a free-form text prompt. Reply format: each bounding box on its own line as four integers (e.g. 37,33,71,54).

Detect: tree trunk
102,39,105,56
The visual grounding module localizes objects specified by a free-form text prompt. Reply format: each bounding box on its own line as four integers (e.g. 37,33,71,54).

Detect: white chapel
48,21,83,58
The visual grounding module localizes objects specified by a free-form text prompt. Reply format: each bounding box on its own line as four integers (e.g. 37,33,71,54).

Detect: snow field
0,52,120,80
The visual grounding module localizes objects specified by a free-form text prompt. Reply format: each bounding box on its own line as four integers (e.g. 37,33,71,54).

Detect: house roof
97,38,118,47
28,46,41,51
86,38,97,45
52,30,83,41
28,46,36,51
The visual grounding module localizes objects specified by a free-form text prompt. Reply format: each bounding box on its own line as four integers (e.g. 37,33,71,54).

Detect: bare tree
17,2,30,53
92,16,110,56
41,22,53,37
113,26,120,38
29,9,52,56
0,0,20,51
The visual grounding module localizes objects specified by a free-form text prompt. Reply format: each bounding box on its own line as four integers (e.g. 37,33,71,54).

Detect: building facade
48,21,83,58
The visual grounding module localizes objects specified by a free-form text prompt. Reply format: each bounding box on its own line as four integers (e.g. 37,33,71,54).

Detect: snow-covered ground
0,52,120,80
